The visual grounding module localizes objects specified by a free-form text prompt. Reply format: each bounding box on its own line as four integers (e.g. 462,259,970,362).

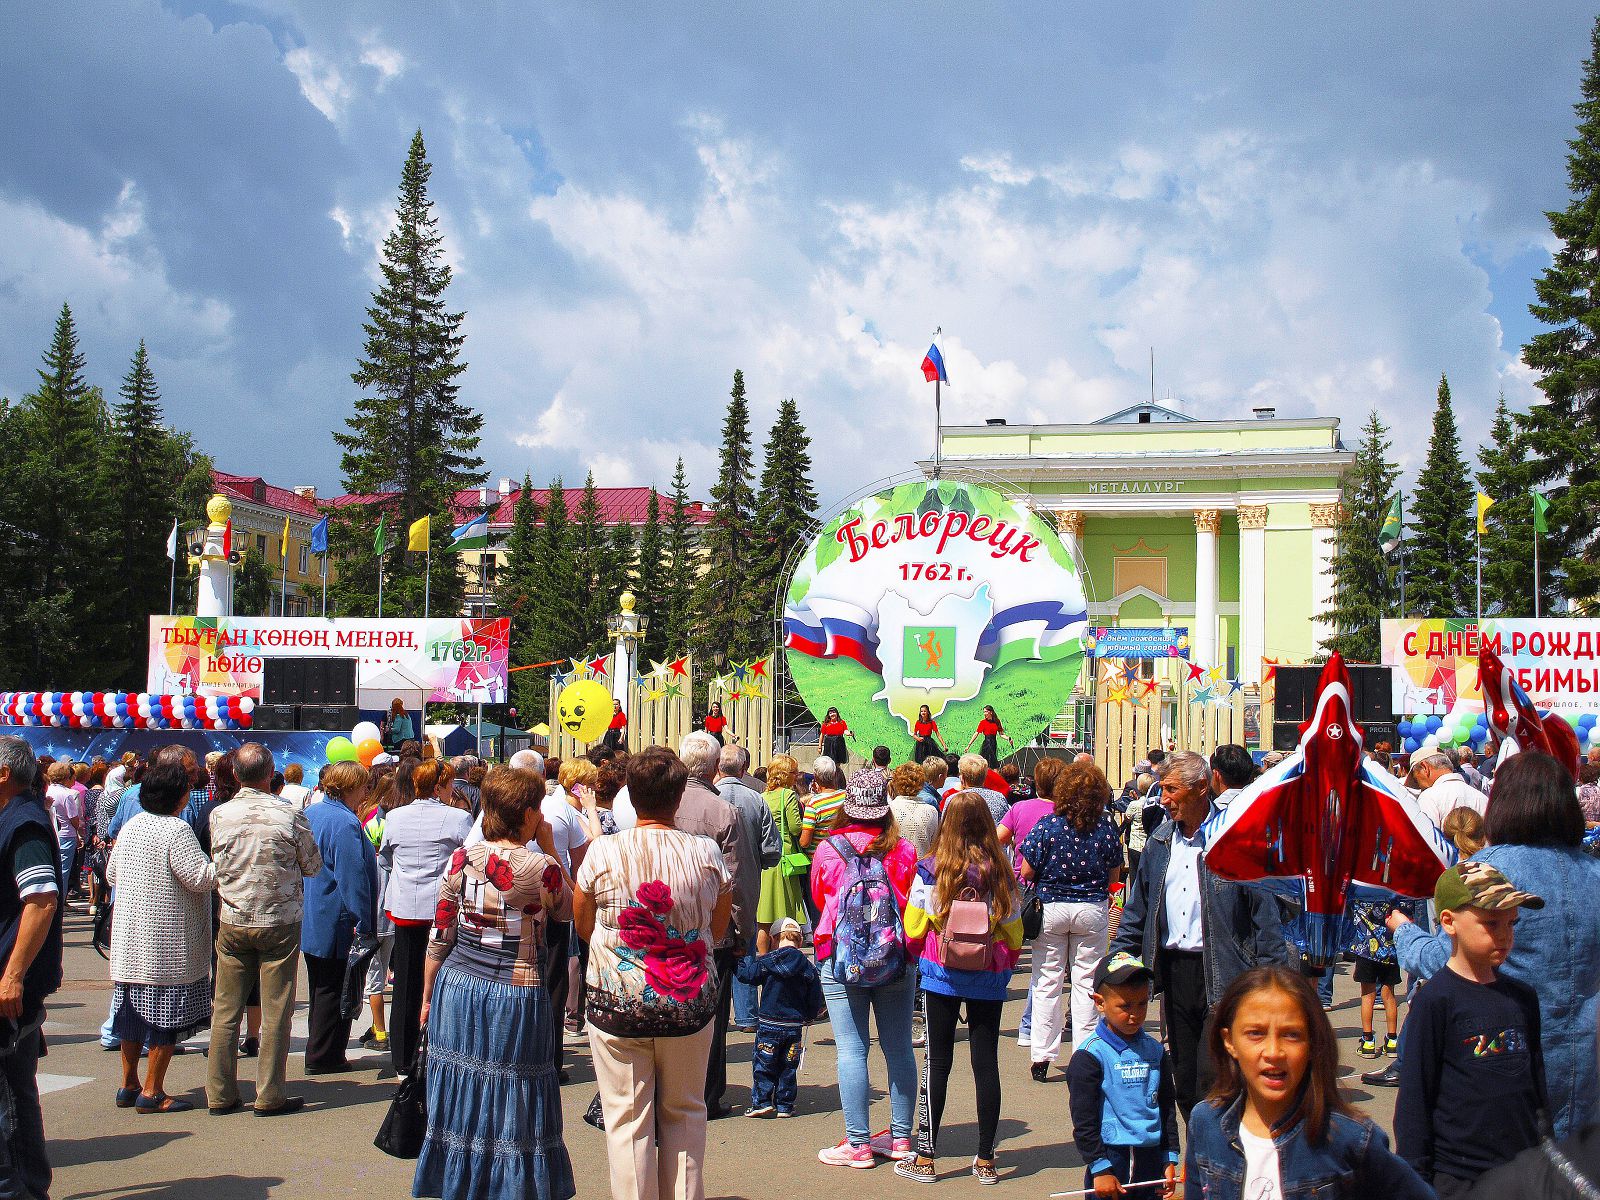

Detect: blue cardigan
301,800,378,960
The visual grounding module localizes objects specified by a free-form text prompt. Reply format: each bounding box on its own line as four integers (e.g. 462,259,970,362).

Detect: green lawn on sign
786,652,1084,764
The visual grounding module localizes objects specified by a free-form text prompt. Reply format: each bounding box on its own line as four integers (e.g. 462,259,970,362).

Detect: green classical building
931,401,1354,686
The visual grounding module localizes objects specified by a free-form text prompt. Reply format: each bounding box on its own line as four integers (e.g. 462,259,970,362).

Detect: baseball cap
1093,951,1155,991
772,917,803,940
1434,861,1545,913
842,770,890,822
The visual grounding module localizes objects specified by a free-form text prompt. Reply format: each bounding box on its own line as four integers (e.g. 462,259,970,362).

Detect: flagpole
377,550,384,619
279,552,288,616
321,555,328,618
424,543,431,619
1475,524,1483,622
168,531,177,615
932,325,943,481
1534,529,1541,619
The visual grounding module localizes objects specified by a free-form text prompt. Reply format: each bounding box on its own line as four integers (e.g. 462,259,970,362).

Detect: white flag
166,518,178,562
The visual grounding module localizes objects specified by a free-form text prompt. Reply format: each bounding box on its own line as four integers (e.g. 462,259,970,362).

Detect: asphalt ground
40,907,1400,1199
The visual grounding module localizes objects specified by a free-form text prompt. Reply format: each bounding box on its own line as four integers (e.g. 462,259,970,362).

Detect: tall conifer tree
694,370,759,657
494,475,543,716
1522,14,1600,605
750,397,818,653
1405,375,1474,617
531,479,579,663
111,342,183,663
1477,395,1545,615
571,472,608,649
662,460,696,655
1319,411,1399,660
634,488,666,662
330,130,484,617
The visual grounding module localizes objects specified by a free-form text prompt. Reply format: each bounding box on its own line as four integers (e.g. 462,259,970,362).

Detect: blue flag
310,516,329,555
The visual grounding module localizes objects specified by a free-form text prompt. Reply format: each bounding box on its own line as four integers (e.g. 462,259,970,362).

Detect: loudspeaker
262,658,304,707
1272,721,1301,751
298,704,359,732
1350,665,1394,725
261,657,358,707
253,703,299,731
1273,664,1394,725
1273,666,1319,724
324,659,356,706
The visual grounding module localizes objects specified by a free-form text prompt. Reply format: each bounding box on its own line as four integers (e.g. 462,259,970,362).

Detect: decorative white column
1310,502,1342,654
1194,509,1220,667
1237,505,1268,683
607,591,646,715
196,494,233,618
1052,509,1085,570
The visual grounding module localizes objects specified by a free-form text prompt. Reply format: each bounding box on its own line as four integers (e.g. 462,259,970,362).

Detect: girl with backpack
896,791,1024,1185
809,771,920,1169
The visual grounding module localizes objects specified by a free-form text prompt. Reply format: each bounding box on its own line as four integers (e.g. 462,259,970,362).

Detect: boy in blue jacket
1066,952,1179,1197
735,917,824,1118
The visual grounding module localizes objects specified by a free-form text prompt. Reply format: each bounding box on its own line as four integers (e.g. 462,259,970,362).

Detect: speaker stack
1271,664,1395,751
259,657,359,731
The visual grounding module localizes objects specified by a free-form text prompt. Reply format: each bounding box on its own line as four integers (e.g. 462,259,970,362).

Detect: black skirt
913,736,941,763
820,734,848,765
980,733,1000,769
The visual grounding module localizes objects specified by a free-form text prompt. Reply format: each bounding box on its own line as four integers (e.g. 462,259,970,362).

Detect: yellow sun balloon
556,679,613,742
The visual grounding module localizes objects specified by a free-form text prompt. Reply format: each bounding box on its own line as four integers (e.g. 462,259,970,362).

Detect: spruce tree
494,475,543,717
750,397,818,651
1522,14,1600,605
571,472,608,648
1318,411,1399,660
110,342,183,657
634,487,666,662
1477,395,1545,615
232,548,274,617
662,458,695,654
1405,375,1475,617
0,304,117,684
330,130,485,617
693,370,759,658
606,518,636,608
530,479,580,663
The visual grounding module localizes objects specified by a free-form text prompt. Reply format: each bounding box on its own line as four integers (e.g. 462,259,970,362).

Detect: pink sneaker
818,1139,877,1169
869,1130,914,1160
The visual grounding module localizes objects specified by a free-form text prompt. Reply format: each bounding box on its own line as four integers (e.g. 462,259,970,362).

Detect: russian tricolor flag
921,342,948,384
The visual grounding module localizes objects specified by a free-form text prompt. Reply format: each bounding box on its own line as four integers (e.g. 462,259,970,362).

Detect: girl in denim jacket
1185,967,1431,1199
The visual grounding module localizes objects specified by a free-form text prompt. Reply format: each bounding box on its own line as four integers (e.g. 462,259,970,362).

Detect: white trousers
1027,899,1109,1062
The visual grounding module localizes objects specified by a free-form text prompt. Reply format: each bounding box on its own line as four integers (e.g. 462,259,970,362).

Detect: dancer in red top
964,705,1013,769
818,707,854,766
601,700,626,752
703,701,729,747
912,704,946,763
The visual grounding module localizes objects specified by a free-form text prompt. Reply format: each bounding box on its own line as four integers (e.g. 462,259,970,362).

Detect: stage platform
0,727,345,774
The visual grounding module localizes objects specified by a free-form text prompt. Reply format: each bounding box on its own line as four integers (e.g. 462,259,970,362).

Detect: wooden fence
1090,656,1257,787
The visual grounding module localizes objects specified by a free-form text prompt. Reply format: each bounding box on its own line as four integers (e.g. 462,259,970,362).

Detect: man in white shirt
1413,751,1489,829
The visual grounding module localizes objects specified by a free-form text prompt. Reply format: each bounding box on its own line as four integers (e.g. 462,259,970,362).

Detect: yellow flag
408,515,431,552
281,515,291,560
1476,492,1495,536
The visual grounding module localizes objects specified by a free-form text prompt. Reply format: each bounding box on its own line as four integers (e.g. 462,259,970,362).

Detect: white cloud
284,46,351,123
358,39,405,82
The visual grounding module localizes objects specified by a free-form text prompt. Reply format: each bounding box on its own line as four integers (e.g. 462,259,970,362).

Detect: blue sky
0,2,1591,508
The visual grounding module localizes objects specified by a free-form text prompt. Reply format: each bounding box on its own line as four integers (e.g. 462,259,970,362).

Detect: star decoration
1208,665,1224,683
668,656,690,678
1120,663,1140,687
647,688,665,702
587,654,610,678
633,672,652,690
550,668,573,689
1106,683,1131,705
650,658,672,679
749,658,768,678
1141,678,1160,697
664,682,684,698
1191,683,1216,704
1186,662,1206,683
730,662,750,684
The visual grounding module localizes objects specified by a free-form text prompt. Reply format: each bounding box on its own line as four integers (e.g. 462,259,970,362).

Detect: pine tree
693,370,759,657
1318,411,1399,660
750,397,818,652
329,130,485,617
1522,15,1600,606
530,479,580,663
1406,375,1475,617
0,303,117,684
494,475,543,716
662,458,696,654
1477,395,1546,615
634,488,666,663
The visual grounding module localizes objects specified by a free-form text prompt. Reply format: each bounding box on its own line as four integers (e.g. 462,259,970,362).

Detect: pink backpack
939,882,995,971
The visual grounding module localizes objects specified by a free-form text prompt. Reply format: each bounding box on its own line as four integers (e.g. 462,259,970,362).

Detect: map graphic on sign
783,479,1087,758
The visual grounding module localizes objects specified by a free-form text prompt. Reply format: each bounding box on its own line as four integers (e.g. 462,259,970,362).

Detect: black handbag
374,1029,428,1159
1020,886,1045,941
341,936,377,1022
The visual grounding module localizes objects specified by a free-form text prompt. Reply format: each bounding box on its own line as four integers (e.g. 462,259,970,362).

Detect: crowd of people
0,721,1594,1198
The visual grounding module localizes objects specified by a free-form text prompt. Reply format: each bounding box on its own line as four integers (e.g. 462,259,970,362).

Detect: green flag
1531,490,1550,535
374,512,388,556
1379,493,1402,556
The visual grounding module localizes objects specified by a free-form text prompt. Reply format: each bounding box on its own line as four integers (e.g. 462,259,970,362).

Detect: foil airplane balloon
1205,654,1456,969
1478,642,1581,777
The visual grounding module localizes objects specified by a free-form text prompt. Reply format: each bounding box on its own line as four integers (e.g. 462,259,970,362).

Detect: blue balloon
1470,726,1487,743
1475,712,1489,727
1581,714,1597,728
1404,736,1422,753
1425,715,1444,733
1397,718,1413,738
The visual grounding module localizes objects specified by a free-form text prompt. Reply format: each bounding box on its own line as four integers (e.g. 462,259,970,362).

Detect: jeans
821,970,917,1147
1317,968,1335,1007
55,837,76,900
750,1024,802,1112
732,976,757,1027
1029,899,1109,1062
0,1026,48,1200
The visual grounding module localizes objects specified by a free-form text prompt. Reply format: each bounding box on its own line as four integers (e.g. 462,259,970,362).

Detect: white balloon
351,721,381,746
240,697,255,714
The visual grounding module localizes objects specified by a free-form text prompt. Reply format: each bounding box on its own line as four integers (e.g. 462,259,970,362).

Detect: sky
0,2,1592,513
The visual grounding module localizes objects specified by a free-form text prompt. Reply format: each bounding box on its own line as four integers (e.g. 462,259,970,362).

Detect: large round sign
556,679,613,743
783,479,1087,762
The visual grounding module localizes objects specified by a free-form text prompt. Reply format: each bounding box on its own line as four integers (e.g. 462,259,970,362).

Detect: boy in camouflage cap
1396,861,1549,1195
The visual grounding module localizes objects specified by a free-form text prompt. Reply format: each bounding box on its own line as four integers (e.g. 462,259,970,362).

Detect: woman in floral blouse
575,747,733,1200
414,766,574,1200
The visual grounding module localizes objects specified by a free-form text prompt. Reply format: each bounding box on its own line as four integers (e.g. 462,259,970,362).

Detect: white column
610,591,643,715
196,494,232,619
1194,509,1220,666
1310,503,1341,654
1237,505,1268,683
1052,509,1085,571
